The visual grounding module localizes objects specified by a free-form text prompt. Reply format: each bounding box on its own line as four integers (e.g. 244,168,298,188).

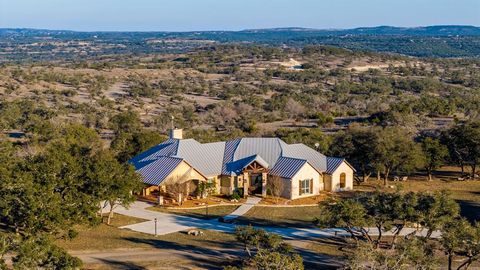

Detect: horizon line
1,24,479,33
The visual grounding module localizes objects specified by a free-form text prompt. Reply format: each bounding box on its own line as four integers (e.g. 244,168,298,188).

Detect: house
129,129,355,200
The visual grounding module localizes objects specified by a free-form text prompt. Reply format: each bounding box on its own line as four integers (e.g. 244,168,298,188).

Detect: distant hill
2,25,480,36
240,25,480,36
1,25,480,60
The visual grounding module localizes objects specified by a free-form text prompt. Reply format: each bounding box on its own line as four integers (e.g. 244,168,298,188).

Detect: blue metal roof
282,143,327,172
233,138,283,168
136,156,183,186
269,157,308,179
130,136,343,185
325,157,345,174
224,154,269,175
221,139,242,175
130,139,178,164
176,140,225,177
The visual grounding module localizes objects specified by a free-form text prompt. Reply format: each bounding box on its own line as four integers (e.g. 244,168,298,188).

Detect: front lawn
57,214,236,251
237,206,321,228
147,204,240,220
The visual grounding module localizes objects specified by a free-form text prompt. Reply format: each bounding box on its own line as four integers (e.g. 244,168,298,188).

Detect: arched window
340,173,346,188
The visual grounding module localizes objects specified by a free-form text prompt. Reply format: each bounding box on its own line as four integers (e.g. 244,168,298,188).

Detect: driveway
106,201,441,239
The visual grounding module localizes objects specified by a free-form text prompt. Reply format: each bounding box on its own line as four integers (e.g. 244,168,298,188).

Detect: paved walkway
105,201,441,239
221,196,261,222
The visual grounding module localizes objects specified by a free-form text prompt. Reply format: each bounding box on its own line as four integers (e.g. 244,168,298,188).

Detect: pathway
221,196,261,222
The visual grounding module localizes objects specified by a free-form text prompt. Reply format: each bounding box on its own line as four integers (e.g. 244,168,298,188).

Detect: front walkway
221,196,261,222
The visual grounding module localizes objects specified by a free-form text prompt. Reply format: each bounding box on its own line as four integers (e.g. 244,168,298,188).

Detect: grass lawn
57,214,236,251
146,205,239,220
237,206,321,228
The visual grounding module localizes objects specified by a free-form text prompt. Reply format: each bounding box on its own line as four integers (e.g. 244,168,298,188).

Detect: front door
249,174,262,195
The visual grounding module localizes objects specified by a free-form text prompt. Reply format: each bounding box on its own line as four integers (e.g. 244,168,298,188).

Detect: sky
1,0,479,32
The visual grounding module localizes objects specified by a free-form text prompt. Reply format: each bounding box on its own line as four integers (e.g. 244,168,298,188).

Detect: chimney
169,128,183,140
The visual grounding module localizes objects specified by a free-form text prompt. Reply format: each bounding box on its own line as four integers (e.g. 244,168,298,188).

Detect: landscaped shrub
230,191,241,201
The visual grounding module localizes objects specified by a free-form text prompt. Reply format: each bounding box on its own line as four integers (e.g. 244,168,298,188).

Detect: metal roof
136,156,183,186
176,140,225,177
130,139,178,164
221,139,242,175
224,154,269,175
130,136,338,184
269,157,308,179
325,157,345,174
282,143,327,172
233,138,283,168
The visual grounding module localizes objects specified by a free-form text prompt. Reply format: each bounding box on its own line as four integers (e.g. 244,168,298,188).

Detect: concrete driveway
105,201,441,239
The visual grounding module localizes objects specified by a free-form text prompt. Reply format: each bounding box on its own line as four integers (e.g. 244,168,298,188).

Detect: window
340,173,346,188
299,179,312,195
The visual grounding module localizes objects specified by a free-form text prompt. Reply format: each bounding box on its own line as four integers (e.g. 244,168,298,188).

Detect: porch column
215,177,221,194
243,172,249,198
229,175,235,195
261,172,268,197
185,181,190,198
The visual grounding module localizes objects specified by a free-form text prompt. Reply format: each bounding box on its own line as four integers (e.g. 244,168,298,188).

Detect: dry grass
237,206,321,228
83,259,197,270
147,205,239,220
57,214,236,251
260,193,329,205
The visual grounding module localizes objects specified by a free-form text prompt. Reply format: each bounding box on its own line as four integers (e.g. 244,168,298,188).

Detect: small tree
420,136,448,181
268,175,284,203
442,218,480,270
444,121,480,178
89,150,143,225
376,127,425,185
328,127,381,183
416,191,460,239
165,180,188,205
347,237,436,270
315,198,372,243
234,226,303,270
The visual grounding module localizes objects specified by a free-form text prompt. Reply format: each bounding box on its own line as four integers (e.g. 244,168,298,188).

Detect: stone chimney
169,128,183,140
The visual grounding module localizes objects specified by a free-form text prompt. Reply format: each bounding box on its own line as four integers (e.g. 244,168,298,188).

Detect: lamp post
154,218,157,236
205,203,209,219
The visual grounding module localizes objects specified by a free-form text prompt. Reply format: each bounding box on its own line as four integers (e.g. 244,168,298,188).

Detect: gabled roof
224,154,269,175
220,137,327,176
130,139,224,177
175,140,225,177
232,138,283,168
130,136,338,184
281,142,327,172
130,139,179,164
325,157,356,174
136,156,183,186
269,157,308,179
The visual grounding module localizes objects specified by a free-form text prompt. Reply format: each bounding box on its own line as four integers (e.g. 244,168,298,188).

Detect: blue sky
1,0,479,31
